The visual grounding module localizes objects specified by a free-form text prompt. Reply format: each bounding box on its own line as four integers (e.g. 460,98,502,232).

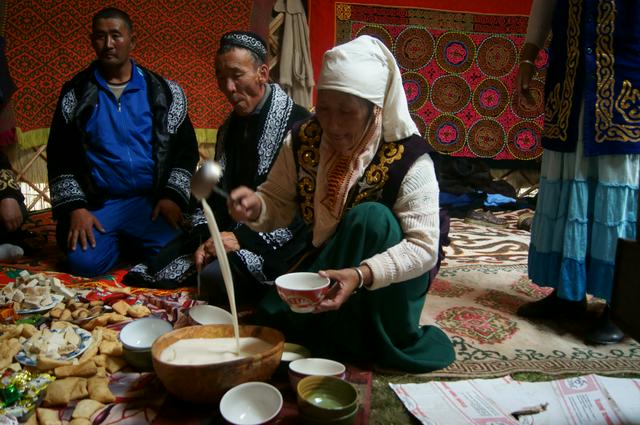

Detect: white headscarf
310,36,418,246
317,35,418,142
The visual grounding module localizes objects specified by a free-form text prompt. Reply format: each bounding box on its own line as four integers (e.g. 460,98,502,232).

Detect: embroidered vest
291,118,432,225
542,0,640,156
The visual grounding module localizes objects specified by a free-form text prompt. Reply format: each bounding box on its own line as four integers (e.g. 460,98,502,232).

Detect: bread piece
35,355,75,371
111,300,130,316
127,304,150,318
99,340,123,357
72,308,90,320
92,354,107,367
43,377,88,406
77,327,103,363
82,314,109,331
69,377,89,400
36,407,63,425
106,313,128,324
87,376,115,403
69,419,92,425
72,398,105,419
21,323,38,338
95,366,107,377
50,320,75,331
54,360,97,378
105,355,127,374
60,309,72,321
101,328,119,342
0,338,22,369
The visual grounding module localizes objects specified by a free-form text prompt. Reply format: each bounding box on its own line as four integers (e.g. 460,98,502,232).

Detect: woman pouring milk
228,36,454,373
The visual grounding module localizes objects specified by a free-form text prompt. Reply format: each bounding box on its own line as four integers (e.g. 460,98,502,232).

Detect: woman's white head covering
317,35,418,142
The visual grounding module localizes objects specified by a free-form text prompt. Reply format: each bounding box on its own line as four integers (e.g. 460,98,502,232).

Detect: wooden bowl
151,324,285,404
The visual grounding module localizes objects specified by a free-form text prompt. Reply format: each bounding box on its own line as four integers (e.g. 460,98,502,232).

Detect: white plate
16,294,65,314
16,327,93,367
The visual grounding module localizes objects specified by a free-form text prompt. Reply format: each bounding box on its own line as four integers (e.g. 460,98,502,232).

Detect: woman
516,0,639,344
228,35,455,373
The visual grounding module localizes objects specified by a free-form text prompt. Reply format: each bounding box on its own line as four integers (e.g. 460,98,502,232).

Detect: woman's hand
228,186,261,223
314,267,365,312
516,42,540,106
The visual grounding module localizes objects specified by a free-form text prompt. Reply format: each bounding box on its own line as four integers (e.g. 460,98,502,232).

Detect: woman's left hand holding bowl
314,268,362,312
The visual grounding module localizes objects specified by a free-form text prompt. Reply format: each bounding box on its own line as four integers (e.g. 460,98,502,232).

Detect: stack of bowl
288,358,346,389
118,317,173,371
296,376,359,425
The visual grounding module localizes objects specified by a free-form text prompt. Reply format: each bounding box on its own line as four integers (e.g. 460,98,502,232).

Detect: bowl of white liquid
151,324,285,403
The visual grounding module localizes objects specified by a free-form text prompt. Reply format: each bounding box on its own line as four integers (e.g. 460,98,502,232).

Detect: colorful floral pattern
336,4,547,160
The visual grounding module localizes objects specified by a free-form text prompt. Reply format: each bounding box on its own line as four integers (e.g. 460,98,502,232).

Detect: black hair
92,7,133,33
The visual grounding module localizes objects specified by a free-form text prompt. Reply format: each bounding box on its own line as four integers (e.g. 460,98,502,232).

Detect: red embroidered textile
309,0,545,160
4,1,253,141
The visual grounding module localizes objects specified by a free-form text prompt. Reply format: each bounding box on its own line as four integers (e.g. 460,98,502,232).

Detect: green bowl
296,376,358,421
299,409,357,425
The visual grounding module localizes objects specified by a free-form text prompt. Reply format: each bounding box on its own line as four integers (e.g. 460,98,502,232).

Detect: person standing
47,7,199,277
516,0,639,344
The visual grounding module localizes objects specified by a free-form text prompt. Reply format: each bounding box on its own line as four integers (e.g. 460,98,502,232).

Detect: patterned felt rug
418,210,640,379
309,0,545,161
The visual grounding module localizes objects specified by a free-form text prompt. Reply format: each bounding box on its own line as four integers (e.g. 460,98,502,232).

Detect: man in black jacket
47,7,198,277
124,32,310,305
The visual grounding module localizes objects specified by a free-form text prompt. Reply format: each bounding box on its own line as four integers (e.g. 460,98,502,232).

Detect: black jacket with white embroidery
46,61,199,220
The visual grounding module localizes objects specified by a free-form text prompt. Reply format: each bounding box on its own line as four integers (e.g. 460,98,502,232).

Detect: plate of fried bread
16,294,65,315
16,326,93,367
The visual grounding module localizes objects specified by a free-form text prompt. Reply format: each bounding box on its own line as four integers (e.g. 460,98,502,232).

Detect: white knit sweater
248,134,440,290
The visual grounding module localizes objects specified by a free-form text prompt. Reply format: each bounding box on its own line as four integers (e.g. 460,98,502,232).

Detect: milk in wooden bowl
151,324,284,403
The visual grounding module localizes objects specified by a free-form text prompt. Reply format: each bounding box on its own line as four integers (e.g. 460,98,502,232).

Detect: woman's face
315,90,372,154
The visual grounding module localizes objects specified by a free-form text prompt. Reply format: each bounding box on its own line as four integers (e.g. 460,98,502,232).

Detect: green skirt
255,202,455,373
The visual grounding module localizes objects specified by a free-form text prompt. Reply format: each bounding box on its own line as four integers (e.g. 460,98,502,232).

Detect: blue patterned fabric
529,149,638,302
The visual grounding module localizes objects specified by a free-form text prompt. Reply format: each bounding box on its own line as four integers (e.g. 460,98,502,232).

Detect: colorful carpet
4,1,252,148
418,211,640,379
309,0,545,160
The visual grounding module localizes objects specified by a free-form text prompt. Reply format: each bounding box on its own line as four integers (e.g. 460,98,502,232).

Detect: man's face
215,48,268,116
91,18,135,71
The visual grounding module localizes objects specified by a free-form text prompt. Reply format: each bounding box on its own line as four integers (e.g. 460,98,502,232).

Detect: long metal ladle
190,160,228,201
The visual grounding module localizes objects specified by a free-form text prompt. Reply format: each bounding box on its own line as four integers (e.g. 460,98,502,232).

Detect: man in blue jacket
47,7,199,277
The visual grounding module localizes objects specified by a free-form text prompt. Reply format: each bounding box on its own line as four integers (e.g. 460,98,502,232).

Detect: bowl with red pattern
275,272,331,313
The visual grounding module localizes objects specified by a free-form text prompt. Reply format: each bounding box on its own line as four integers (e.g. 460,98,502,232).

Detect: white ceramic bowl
219,381,283,425
119,317,173,351
288,358,346,389
189,304,233,325
275,272,331,313
282,342,312,362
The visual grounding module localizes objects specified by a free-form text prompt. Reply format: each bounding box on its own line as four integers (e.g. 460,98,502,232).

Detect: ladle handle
212,186,229,199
